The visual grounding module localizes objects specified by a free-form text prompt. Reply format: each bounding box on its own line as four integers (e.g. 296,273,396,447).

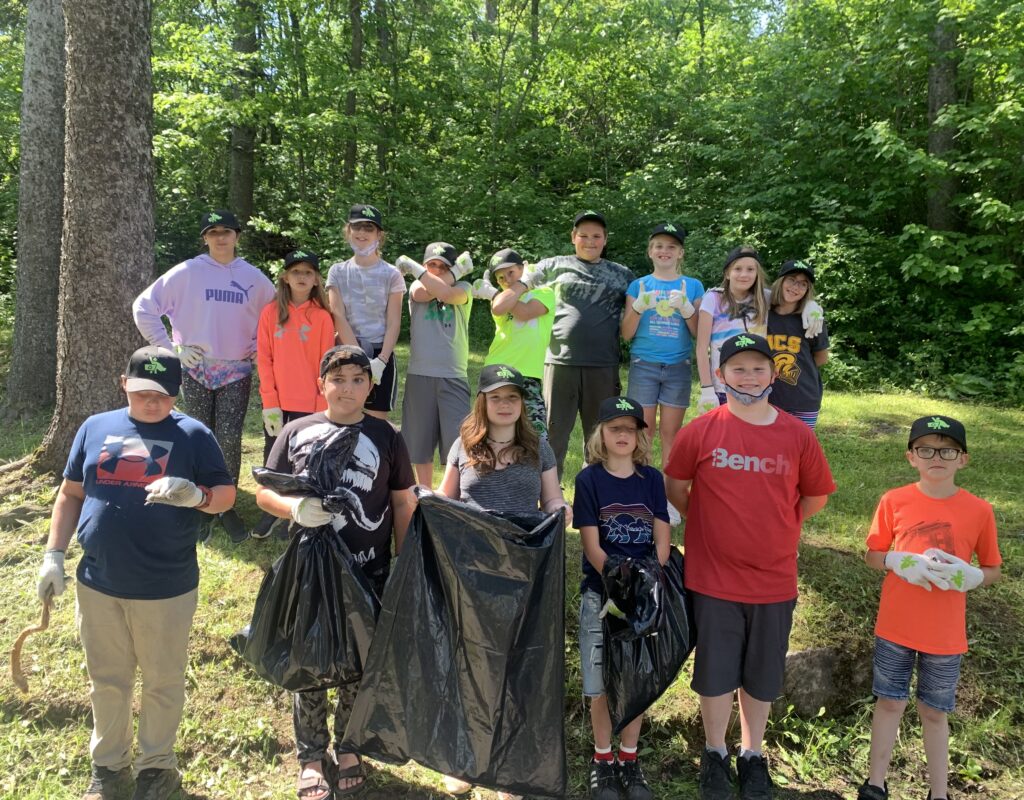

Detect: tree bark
229,0,258,223
486,0,498,23
343,0,363,185
926,11,959,232
5,0,65,416
36,0,155,472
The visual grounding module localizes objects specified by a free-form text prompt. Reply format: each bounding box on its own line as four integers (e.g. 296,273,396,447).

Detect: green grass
2,346,1023,799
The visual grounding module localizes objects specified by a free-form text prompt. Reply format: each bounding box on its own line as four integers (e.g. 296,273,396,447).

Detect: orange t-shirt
866,483,1001,655
256,301,336,413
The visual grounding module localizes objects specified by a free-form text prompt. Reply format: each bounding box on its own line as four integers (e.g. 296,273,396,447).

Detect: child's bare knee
916,699,947,725
876,697,907,715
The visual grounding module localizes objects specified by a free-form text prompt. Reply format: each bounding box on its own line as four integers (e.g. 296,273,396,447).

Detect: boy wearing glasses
858,415,1002,800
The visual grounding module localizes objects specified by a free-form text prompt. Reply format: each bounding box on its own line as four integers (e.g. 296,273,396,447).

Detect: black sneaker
618,758,654,800
131,768,182,800
249,512,278,540
82,765,132,800
699,749,736,800
736,753,773,800
857,780,888,800
589,758,621,800
220,509,249,543
275,518,292,541
197,516,216,545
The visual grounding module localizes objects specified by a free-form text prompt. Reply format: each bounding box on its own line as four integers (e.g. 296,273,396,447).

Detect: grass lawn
1,343,1022,799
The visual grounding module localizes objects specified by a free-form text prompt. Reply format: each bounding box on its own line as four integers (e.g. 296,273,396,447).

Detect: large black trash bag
230,526,380,692
602,555,664,641
342,493,567,798
231,426,381,692
605,548,696,734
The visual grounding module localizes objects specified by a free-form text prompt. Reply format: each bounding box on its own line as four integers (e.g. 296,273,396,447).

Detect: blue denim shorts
579,589,605,697
627,357,692,409
872,636,962,713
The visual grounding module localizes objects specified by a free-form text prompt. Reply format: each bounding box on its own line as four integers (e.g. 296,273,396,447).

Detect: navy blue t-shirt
572,463,669,594
64,408,232,599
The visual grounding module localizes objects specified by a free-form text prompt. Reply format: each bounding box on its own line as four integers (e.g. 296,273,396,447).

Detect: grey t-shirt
325,257,405,345
407,282,473,378
530,254,634,367
447,437,556,513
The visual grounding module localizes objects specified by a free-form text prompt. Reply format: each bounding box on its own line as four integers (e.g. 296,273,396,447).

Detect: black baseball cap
724,245,762,273
573,209,606,228
348,204,383,228
908,415,968,452
597,396,648,428
778,259,815,283
718,333,774,368
423,242,457,268
125,346,181,396
200,209,242,235
489,248,524,274
320,345,371,377
649,222,687,246
478,364,525,393
283,249,321,270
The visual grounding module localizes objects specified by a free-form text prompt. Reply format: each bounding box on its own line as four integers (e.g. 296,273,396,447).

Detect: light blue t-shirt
626,274,705,363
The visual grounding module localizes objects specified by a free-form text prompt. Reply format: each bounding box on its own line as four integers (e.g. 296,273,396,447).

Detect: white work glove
668,290,695,319
37,550,69,601
924,548,985,592
369,357,386,384
145,476,204,508
290,497,334,528
472,277,498,301
631,289,658,314
262,407,283,437
395,254,426,280
801,300,824,339
452,251,474,280
696,386,718,415
174,343,208,369
884,551,950,592
519,265,542,289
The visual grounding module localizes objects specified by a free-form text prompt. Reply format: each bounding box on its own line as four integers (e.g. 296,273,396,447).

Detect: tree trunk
343,0,362,185
36,0,155,473
229,0,258,223
486,0,498,23
4,0,64,417
926,12,959,232
530,0,539,50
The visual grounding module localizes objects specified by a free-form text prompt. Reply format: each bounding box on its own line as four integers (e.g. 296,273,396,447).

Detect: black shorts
690,592,795,702
364,347,399,413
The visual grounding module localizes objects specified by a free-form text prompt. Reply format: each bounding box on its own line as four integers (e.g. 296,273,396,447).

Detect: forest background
0,0,1022,406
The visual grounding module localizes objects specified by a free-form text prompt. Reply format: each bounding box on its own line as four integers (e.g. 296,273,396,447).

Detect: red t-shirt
865,483,1001,655
665,405,836,603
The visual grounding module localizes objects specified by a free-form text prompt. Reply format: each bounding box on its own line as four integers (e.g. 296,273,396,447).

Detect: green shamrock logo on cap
293,250,308,259
664,223,677,232
795,260,809,271
491,254,502,266
927,417,951,430
735,335,755,347
144,357,166,375
207,212,222,222
496,366,515,379
615,398,633,411
432,245,446,256
364,206,379,219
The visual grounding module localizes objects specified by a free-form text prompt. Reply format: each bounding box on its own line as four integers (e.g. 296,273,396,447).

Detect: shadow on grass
2,695,92,729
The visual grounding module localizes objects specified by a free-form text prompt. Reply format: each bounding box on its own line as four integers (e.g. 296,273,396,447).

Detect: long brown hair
459,389,540,472
275,267,330,327
769,274,816,314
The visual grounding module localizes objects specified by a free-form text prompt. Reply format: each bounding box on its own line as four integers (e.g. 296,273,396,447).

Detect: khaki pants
76,583,198,772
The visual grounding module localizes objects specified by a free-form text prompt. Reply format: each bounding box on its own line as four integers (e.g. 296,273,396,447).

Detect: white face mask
349,240,378,258
723,382,773,406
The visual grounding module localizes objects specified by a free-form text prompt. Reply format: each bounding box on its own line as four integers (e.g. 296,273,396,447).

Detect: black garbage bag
230,526,380,692
342,493,567,798
602,555,664,641
231,426,382,692
605,548,696,734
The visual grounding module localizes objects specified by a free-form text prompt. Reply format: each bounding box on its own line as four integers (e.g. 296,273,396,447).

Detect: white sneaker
668,501,682,526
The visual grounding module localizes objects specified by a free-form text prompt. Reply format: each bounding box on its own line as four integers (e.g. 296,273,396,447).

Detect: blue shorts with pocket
627,357,691,409
579,589,605,697
872,636,962,713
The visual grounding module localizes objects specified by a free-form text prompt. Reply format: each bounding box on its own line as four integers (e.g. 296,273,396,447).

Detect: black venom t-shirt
267,413,414,580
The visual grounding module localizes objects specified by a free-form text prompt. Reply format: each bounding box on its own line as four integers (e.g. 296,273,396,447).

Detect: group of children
98,204,1001,800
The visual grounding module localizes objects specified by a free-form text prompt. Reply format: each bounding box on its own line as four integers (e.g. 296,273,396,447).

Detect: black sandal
334,754,366,797
296,761,332,800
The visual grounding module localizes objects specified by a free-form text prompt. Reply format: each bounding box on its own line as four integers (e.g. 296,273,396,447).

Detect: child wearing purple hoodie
133,209,275,542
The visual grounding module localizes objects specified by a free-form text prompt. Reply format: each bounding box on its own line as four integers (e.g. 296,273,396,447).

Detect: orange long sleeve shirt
256,301,336,413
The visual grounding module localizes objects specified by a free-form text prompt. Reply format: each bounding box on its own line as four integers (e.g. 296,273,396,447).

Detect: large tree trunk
343,0,362,185
4,0,65,417
926,12,959,232
229,0,258,223
36,0,155,472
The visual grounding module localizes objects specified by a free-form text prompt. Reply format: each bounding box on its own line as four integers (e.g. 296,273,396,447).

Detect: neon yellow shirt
483,286,555,379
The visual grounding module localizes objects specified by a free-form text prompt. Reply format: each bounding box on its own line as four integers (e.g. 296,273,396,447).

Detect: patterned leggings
180,373,251,480
293,680,360,763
